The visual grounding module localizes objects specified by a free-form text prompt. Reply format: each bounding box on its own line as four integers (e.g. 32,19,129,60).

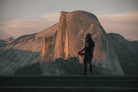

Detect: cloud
0,12,138,40
41,12,60,22
97,12,138,40
0,13,60,39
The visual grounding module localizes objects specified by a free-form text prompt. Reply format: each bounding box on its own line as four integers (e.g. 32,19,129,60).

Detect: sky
0,0,138,40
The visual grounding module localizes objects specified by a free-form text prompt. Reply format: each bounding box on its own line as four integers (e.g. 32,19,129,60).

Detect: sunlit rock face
41,10,124,75
54,11,104,60
40,32,57,62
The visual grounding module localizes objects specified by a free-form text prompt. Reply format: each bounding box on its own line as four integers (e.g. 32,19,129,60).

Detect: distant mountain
0,40,7,48
0,37,14,48
0,10,137,75
1,36,14,42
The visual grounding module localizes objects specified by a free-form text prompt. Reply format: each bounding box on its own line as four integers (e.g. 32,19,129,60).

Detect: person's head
86,33,92,41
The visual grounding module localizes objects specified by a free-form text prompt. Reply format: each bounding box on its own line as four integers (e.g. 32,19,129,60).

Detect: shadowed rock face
41,10,124,75
108,33,138,75
0,23,58,75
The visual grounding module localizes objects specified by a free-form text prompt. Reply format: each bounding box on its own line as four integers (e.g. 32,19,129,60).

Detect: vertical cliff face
40,10,124,75
54,12,69,60
40,32,57,62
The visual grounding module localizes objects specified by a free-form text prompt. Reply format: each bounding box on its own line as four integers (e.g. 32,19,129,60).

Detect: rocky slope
107,33,138,75
0,23,58,75
0,40,7,48
0,37,14,48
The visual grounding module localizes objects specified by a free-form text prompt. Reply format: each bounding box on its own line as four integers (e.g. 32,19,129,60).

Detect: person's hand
78,52,80,54
78,52,83,57
78,52,82,55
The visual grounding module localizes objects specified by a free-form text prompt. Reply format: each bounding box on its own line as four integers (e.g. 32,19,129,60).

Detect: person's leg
84,57,87,75
88,57,92,74
89,62,92,74
84,63,87,75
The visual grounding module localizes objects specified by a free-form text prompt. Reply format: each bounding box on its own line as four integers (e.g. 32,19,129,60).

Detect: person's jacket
85,40,95,57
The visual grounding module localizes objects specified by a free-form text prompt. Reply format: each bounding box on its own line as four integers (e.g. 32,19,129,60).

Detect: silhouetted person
78,33,95,75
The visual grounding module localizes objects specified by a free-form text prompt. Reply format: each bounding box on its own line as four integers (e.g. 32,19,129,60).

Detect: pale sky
0,0,138,40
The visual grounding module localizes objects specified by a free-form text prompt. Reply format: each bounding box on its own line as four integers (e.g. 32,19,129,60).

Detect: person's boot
81,72,86,75
83,72,87,75
90,71,92,75
90,64,92,75
84,63,87,75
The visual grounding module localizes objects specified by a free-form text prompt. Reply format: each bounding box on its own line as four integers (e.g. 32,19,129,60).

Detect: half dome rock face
41,10,124,75
54,11,104,60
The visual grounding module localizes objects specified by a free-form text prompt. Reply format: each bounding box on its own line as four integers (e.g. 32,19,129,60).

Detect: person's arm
78,47,85,55
79,47,85,53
